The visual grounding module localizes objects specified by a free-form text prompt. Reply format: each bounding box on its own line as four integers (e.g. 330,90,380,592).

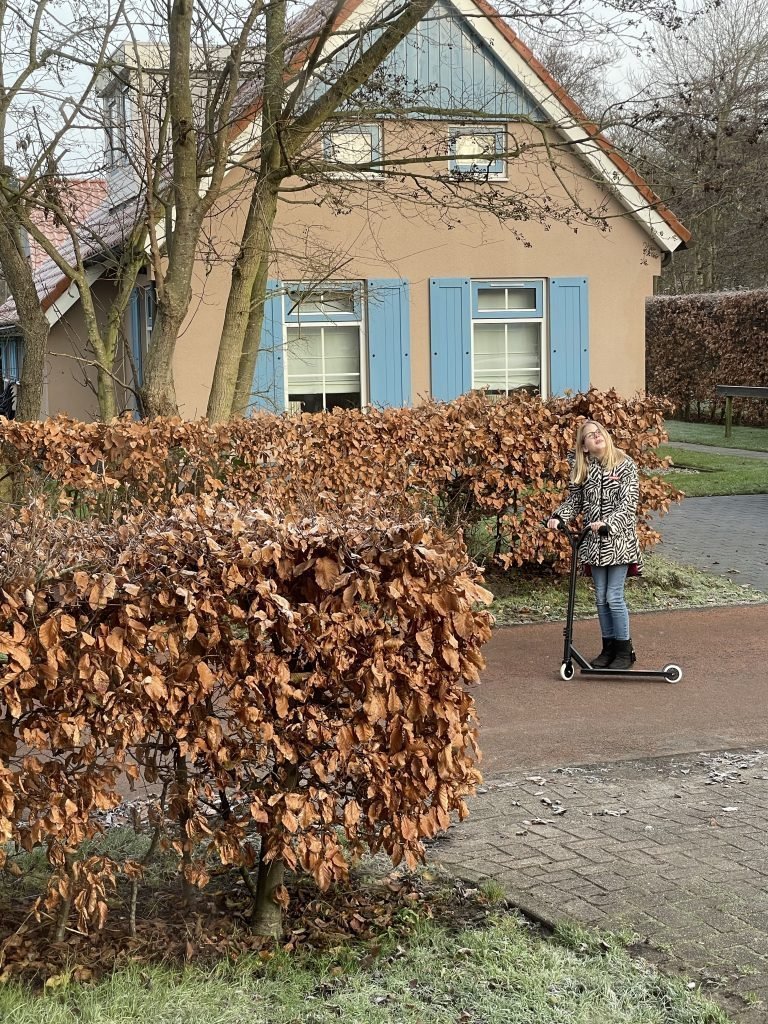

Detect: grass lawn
665,419,768,452
0,898,730,1024
658,445,768,497
486,553,764,626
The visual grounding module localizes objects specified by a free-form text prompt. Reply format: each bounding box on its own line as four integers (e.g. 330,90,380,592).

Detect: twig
48,350,141,401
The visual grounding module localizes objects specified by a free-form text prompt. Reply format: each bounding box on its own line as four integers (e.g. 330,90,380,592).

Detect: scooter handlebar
544,520,609,544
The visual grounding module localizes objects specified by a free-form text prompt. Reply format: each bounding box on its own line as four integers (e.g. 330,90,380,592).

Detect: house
0,0,690,421
0,178,108,407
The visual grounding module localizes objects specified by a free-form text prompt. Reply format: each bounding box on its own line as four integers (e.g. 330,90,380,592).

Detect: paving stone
653,494,768,593
433,748,768,1024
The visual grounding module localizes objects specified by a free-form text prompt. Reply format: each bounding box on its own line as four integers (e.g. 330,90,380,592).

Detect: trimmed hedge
646,290,768,424
0,389,677,575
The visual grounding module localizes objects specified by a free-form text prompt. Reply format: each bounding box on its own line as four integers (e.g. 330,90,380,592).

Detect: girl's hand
590,520,606,534
546,518,560,530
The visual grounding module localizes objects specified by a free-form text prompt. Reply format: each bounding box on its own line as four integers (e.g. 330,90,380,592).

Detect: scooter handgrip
598,524,610,537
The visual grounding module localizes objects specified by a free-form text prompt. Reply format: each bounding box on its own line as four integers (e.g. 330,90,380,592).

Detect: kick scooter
554,522,683,683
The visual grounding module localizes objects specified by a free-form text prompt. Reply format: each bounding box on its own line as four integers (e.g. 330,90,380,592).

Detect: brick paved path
432,750,768,1022
655,494,768,594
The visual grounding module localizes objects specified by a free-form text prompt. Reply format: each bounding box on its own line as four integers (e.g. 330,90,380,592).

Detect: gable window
284,285,365,413
471,280,544,395
324,125,382,175
449,126,505,178
104,82,129,168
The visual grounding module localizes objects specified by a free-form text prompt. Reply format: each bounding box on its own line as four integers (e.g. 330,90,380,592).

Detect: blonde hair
571,420,627,484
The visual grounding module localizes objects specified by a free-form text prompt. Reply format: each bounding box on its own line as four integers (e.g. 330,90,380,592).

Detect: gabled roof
468,0,690,247
0,0,689,332
0,188,145,330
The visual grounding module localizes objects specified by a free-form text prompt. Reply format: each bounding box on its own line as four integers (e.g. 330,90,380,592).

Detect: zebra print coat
553,454,643,571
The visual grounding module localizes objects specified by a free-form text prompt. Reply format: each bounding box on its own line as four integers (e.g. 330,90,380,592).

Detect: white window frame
323,124,384,179
470,278,548,398
449,125,507,180
104,81,130,168
282,282,368,414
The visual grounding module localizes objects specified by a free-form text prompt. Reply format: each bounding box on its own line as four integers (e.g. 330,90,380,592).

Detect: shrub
0,389,677,574
0,500,491,939
646,290,768,424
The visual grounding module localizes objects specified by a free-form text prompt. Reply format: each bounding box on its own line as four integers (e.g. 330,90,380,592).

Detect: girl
547,420,643,670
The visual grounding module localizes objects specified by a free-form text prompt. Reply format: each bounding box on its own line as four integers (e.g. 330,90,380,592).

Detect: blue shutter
367,279,410,407
250,280,285,413
429,278,471,401
129,288,142,386
549,277,589,395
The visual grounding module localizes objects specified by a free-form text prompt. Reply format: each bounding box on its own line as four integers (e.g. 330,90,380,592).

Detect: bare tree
627,0,768,293
0,0,127,419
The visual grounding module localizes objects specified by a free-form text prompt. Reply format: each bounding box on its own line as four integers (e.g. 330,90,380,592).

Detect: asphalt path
473,605,768,774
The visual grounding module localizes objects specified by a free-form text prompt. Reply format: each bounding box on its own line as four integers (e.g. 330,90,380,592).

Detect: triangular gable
376,0,546,119
327,0,690,252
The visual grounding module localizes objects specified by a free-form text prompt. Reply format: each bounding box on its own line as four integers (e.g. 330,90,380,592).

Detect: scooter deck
561,646,682,683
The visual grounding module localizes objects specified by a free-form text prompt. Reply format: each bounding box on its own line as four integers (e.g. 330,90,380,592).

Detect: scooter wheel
663,664,683,684
559,662,575,681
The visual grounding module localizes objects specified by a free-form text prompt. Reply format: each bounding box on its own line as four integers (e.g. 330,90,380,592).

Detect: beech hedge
0,389,677,574
0,501,492,941
646,290,768,424
0,390,677,946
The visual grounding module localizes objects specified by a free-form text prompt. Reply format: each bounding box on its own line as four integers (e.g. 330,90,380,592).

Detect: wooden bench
715,385,768,438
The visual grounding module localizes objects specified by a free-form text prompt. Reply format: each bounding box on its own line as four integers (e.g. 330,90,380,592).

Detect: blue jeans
591,565,630,641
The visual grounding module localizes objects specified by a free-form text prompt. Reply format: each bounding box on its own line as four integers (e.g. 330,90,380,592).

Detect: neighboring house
0,178,108,415
0,0,690,421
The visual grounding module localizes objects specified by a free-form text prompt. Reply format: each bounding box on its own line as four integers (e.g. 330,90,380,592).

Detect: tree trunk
96,363,118,421
0,210,49,421
251,840,285,938
14,316,48,421
138,0,200,420
207,181,278,421
140,308,186,417
230,257,273,417
206,0,286,422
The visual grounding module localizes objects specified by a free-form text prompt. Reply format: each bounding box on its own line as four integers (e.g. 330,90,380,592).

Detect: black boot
609,639,636,670
590,638,616,668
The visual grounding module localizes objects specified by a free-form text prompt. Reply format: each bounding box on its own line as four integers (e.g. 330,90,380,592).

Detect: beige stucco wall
48,121,663,420
171,122,661,417
45,278,134,420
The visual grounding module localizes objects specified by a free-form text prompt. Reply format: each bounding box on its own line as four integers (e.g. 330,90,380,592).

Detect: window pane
474,324,506,388
476,288,507,312
507,323,541,388
477,286,537,312
454,132,496,168
287,327,323,390
326,392,361,411
288,392,324,414
329,128,373,165
323,326,360,393
505,287,537,311
473,323,541,393
286,325,362,412
288,289,356,317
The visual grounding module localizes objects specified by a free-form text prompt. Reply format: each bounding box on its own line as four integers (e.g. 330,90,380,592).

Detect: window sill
324,170,386,181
